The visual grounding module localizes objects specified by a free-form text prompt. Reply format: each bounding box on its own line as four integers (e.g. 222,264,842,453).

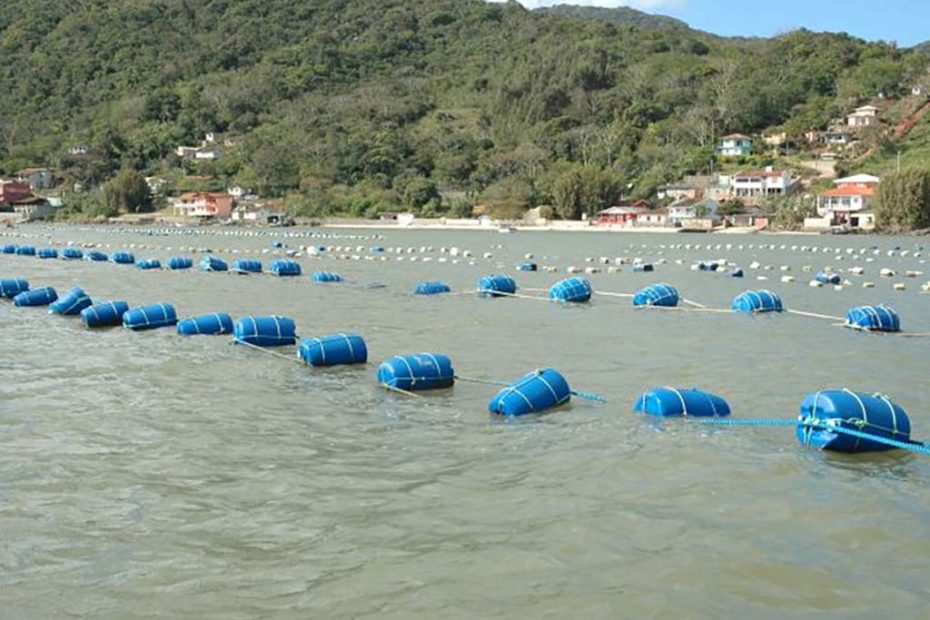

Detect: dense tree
102,169,153,214
877,169,930,231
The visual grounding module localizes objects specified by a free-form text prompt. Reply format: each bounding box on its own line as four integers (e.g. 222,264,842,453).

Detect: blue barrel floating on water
110,251,135,265
272,241,284,248
200,255,228,272
732,290,783,313
0,278,29,298
517,262,537,272
1,244,16,254
845,305,901,333
270,259,301,276
136,259,162,270
85,251,108,262
633,387,731,417
549,277,592,303
15,245,36,256
299,333,368,366
61,248,83,260
37,247,58,259
371,246,385,253
81,301,130,327
177,313,234,336
797,389,911,453
49,287,92,316
13,286,58,307
234,315,297,347
232,259,262,274
488,368,572,417
167,256,193,270
415,281,451,295
729,268,744,278
477,274,517,298
377,354,455,391
633,283,679,308
633,263,655,273
123,303,178,330
815,272,841,285
312,271,343,283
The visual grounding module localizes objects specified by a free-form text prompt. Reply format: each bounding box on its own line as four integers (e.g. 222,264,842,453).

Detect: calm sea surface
2,224,930,619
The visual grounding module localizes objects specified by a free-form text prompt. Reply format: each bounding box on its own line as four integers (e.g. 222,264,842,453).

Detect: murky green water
2,224,930,619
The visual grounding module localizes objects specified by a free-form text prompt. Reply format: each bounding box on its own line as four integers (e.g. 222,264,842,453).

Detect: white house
847,105,879,128
68,145,90,156
817,174,880,228
728,168,799,200
717,134,753,157
667,198,720,224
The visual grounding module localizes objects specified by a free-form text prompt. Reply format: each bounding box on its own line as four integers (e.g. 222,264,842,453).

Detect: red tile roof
820,186,877,197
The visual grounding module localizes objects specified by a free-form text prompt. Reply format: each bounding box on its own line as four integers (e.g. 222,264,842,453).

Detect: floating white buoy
781,275,795,283
809,280,823,288
894,283,906,291
880,268,895,277
863,282,876,288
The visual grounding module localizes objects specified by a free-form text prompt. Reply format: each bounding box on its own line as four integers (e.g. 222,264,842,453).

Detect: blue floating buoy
37,247,58,259
815,272,841,285
633,387,731,417
845,305,900,333
312,271,343,283
477,274,517,297
488,368,572,416
299,333,368,366
61,248,83,260
177,313,235,336
549,277,592,303
728,268,744,278
110,251,135,265
732,290,783,313
371,246,385,253
13,286,58,307
49,287,92,316
199,255,228,272
233,315,297,347
123,303,178,330
633,263,654,273
136,259,162,270
269,259,302,276
377,354,455,391
85,251,108,262
633,283,679,308
1,244,16,254
271,241,284,248
0,278,29,298
167,256,193,270
232,259,262,274
517,262,537,272
81,301,130,327
797,390,911,453
415,281,451,295
15,245,36,256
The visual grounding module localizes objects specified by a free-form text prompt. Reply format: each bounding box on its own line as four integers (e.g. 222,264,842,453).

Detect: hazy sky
498,0,928,46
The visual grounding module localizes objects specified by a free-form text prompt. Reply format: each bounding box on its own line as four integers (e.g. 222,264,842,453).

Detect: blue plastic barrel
477,274,517,297
633,263,654,273
37,247,58,259
732,290,783,313
136,259,162,270
272,241,284,248
49,287,92,316
815,272,841,285
797,389,911,453
232,259,262,274
0,278,29,298
415,281,451,295
377,354,454,391
371,246,385,253
270,259,301,276
61,248,83,260
1,244,16,254
199,255,228,272
81,301,130,327
633,387,731,417
633,283,679,308
729,268,744,278
123,303,178,330
517,262,538,272
549,277,592,303
13,287,58,307
85,251,108,262
177,313,234,336
110,251,135,265
312,271,343,283
488,368,572,416
234,315,297,347
845,305,900,332
15,245,36,256
167,256,193,270
299,333,368,366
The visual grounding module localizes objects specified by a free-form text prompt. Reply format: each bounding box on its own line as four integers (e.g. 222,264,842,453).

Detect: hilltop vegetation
0,0,927,220
535,4,689,31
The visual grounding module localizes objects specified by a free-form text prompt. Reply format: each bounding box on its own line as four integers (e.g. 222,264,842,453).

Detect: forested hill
0,0,925,219
534,4,689,31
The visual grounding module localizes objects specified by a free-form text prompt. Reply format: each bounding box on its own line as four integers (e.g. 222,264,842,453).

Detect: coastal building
231,204,287,225
176,134,221,161
667,198,720,225
595,200,649,227
0,180,33,206
727,168,799,201
819,131,856,146
726,207,772,230
15,167,54,190
173,192,233,219
635,209,668,228
68,144,90,156
847,105,879,128
717,134,753,157
11,197,55,220
817,174,880,228
657,176,714,201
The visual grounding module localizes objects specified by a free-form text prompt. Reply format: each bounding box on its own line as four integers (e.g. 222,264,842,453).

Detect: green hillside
535,4,689,31
0,0,926,219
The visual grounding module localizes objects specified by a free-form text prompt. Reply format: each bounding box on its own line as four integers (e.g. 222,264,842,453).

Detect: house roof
734,169,788,178
598,205,647,215
721,133,752,140
854,105,879,112
834,174,880,185
820,185,877,198
16,167,50,176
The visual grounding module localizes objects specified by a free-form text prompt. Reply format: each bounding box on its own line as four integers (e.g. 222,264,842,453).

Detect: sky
499,0,929,46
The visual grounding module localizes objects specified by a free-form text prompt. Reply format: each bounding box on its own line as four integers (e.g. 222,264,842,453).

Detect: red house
596,200,650,226
0,180,33,207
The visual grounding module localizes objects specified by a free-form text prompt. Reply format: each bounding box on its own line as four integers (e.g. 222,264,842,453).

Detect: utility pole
897,150,902,172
